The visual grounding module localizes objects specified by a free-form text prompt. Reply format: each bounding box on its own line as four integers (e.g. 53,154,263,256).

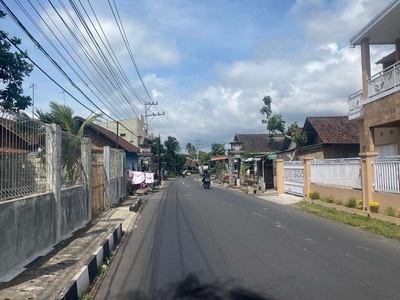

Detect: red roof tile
76,117,139,153
234,133,285,152
303,117,359,144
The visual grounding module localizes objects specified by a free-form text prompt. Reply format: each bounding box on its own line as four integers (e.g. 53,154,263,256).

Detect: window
120,133,126,137
376,143,397,157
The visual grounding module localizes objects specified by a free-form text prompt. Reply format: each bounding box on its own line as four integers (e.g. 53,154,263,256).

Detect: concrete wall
0,187,91,282
372,191,400,214
362,91,400,152
60,186,88,238
109,178,119,206
310,184,362,202
0,193,54,282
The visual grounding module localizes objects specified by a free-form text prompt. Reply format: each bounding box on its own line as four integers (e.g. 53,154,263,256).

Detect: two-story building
348,0,400,156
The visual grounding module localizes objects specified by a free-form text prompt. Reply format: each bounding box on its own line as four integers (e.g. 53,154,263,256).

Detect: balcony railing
368,61,400,98
348,89,363,112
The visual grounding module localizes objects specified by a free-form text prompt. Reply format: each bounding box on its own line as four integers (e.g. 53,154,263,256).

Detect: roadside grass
296,202,400,242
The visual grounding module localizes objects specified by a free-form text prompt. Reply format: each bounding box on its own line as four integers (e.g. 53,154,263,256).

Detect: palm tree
37,101,100,185
185,142,196,156
37,101,99,136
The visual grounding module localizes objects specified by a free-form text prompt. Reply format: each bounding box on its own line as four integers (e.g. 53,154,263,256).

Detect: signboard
267,154,277,160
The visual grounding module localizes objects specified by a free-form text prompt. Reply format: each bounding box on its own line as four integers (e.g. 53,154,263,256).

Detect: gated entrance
284,161,305,196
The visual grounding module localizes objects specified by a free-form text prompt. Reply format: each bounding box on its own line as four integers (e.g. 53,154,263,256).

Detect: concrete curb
56,223,122,300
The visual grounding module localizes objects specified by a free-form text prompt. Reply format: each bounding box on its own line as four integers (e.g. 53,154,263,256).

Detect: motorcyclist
201,169,209,186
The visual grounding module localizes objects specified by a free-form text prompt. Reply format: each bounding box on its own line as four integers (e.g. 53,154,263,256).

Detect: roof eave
350,0,400,45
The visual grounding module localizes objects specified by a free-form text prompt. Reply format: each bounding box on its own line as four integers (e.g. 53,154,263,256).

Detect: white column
81,137,92,221
103,146,111,208
46,123,61,242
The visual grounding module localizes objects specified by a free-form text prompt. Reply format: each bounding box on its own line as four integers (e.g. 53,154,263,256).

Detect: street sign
267,154,277,160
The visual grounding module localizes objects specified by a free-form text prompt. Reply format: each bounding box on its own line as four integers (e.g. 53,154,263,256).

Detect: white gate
284,161,305,196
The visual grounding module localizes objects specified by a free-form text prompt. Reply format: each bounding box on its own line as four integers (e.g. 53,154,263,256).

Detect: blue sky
1,0,394,151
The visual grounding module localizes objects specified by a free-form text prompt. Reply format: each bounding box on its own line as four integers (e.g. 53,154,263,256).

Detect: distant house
184,156,199,173
233,133,285,154
296,116,360,160
76,117,139,171
231,133,286,190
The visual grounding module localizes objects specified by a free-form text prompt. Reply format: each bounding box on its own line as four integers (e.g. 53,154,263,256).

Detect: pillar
228,156,234,185
396,39,400,62
81,137,92,221
276,159,284,195
361,38,371,100
46,123,61,242
303,157,314,198
103,146,111,208
360,152,378,211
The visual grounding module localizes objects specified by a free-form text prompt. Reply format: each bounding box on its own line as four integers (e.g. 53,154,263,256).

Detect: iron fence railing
0,110,49,201
311,158,361,189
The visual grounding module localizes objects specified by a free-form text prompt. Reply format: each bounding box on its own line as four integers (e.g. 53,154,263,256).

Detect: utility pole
158,133,161,183
59,90,65,105
195,139,202,163
28,83,36,118
116,121,119,150
144,101,164,139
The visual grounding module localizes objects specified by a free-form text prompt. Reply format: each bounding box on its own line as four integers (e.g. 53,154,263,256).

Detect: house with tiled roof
76,117,139,171
233,133,285,154
296,116,360,160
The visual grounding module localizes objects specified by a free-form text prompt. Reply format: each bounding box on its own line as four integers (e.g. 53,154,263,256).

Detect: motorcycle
202,176,210,189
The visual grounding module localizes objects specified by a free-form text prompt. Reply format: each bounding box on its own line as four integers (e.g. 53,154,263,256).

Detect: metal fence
0,110,49,201
374,157,400,194
310,158,362,189
284,161,305,196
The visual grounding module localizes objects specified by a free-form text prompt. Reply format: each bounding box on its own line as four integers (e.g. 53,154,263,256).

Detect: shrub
345,197,357,208
334,198,343,205
384,206,397,217
308,191,320,200
370,201,380,213
326,196,334,203
356,200,363,210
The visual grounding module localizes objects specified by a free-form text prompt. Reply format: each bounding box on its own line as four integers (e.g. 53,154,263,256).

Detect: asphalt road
94,177,400,300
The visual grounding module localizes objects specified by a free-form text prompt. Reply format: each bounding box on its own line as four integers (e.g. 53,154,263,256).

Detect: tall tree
163,136,184,173
260,96,307,159
185,142,196,156
211,143,225,156
0,10,33,111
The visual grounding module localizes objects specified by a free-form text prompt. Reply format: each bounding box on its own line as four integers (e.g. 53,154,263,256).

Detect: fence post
81,137,92,221
303,157,313,198
103,146,111,208
276,159,284,195
360,151,378,211
46,123,61,242
121,152,126,199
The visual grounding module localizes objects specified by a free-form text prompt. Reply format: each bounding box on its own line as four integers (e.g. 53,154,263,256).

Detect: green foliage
345,197,357,208
384,206,397,217
356,200,363,210
259,95,272,121
211,143,225,156
267,114,286,134
326,196,334,203
185,142,196,156
0,10,33,111
334,198,343,205
199,150,211,165
308,191,320,200
37,101,99,136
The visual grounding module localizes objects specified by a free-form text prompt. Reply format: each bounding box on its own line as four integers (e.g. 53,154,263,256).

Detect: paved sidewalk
256,190,303,205
0,195,142,300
